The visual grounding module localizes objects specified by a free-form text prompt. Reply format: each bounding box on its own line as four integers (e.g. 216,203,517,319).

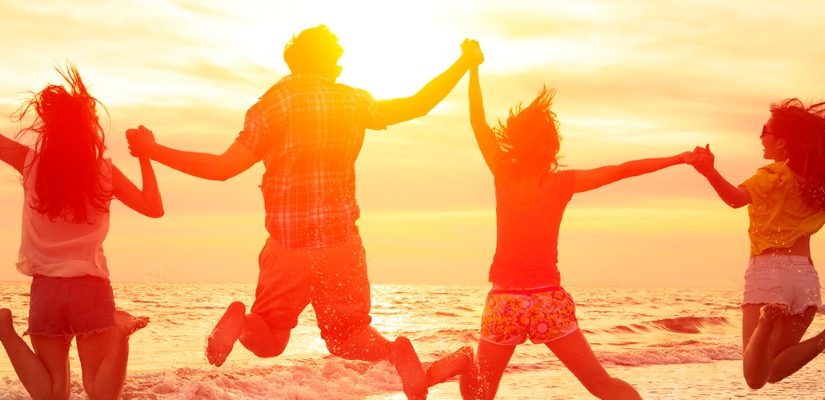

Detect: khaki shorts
250,235,372,342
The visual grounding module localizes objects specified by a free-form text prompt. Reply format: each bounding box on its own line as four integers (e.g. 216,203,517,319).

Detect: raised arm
691,145,750,208
572,153,690,193
112,158,164,218
0,133,29,173
127,126,257,181
468,66,499,173
379,39,483,126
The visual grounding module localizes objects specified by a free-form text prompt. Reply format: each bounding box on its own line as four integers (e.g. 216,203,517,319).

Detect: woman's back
18,150,113,279
490,169,575,287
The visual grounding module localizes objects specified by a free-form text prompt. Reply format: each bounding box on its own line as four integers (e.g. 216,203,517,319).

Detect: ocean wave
0,359,406,400
588,316,733,335
598,342,741,366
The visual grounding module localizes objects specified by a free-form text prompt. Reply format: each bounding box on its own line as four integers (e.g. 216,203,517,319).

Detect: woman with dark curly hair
691,99,825,390
0,65,162,399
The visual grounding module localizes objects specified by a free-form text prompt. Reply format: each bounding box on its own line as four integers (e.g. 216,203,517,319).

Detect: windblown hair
15,64,110,223
283,25,343,76
769,98,825,211
495,87,561,175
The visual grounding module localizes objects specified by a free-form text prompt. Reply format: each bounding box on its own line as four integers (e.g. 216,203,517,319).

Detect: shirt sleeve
235,107,272,159
740,164,780,203
361,90,392,131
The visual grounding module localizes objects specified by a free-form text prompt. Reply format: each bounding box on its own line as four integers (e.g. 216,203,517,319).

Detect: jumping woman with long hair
0,65,162,399
457,40,697,400
691,99,825,389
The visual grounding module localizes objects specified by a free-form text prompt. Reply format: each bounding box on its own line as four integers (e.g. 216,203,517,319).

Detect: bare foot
425,345,475,386
0,309,16,339
392,336,428,400
759,304,788,327
114,310,149,337
206,301,246,367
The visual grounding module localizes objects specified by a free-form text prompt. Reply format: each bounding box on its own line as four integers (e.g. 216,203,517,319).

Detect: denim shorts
743,255,823,315
27,275,116,337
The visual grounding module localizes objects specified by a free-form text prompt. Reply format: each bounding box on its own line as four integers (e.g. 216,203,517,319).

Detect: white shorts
742,255,823,314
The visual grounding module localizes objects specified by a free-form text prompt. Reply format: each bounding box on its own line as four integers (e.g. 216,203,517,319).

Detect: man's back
236,74,389,249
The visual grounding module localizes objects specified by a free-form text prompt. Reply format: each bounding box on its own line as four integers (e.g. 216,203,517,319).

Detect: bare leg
76,310,149,400
0,309,71,400
320,325,428,400
207,302,293,365
472,340,516,400
741,304,815,389
547,329,640,400
391,336,429,400
742,304,784,388
424,345,475,386
766,307,820,383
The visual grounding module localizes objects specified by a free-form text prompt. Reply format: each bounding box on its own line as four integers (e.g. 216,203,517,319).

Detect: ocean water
0,282,824,399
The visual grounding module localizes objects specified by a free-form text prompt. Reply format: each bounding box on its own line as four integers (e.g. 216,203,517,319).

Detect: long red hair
16,64,110,223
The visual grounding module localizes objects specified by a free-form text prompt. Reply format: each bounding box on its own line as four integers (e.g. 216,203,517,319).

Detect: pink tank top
17,150,113,279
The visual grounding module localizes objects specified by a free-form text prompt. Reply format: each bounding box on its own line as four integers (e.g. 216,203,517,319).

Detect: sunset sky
1,0,824,287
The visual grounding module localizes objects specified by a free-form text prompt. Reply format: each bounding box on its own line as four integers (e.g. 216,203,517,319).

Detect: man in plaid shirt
127,26,483,398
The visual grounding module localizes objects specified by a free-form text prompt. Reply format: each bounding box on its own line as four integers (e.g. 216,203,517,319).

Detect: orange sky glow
1,0,824,287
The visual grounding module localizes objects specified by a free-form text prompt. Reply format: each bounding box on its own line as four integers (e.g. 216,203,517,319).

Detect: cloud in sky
1,1,824,285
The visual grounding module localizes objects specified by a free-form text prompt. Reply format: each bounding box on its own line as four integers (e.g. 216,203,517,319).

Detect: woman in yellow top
692,98,825,390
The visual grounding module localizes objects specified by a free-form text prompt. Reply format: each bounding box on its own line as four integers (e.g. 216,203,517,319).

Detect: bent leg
238,312,291,358
547,329,640,400
323,326,428,400
742,304,815,389
0,309,71,400
425,345,475,387
766,306,819,383
76,310,149,400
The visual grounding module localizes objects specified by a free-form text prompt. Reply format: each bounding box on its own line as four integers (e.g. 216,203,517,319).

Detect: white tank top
16,150,113,279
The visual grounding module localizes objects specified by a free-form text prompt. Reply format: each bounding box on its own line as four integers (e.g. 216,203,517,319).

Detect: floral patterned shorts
480,286,578,345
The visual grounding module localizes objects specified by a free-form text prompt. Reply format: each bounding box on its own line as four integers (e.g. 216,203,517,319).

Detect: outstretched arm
468,66,499,173
572,153,690,193
127,126,258,181
0,133,29,173
112,158,164,218
691,145,750,208
379,39,483,126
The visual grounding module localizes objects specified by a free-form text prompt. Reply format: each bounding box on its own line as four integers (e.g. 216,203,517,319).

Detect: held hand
679,151,697,164
126,125,156,158
690,144,715,176
460,39,484,67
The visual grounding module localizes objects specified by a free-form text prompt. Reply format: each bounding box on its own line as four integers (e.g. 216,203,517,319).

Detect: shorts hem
25,324,115,338
479,335,525,346
532,325,579,345
740,301,822,315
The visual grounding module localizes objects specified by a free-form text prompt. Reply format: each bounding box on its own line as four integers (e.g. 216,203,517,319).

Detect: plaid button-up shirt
236,74,391,249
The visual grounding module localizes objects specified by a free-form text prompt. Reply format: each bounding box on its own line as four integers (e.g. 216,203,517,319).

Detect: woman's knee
744,371,768,390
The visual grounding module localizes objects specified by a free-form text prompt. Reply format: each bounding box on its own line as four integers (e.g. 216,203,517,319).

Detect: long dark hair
495,87,561,176
770,98,825,211
15,64,110,223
